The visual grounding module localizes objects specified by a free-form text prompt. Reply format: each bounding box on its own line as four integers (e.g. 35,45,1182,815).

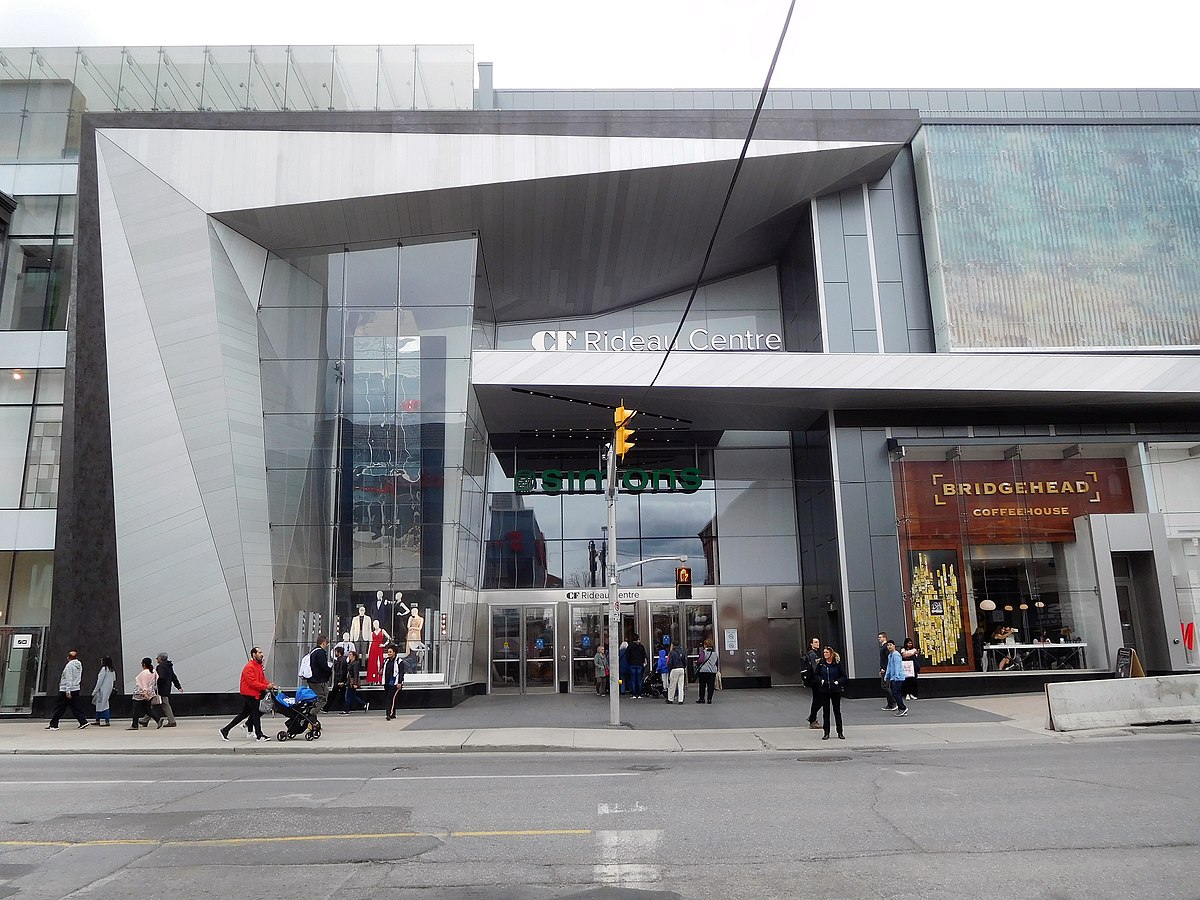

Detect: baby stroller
641,669,666,700
272,687,322,741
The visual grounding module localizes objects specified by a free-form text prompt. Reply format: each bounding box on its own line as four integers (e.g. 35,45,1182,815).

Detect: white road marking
594,830,661,886
597,801,648,815
0,772,633,787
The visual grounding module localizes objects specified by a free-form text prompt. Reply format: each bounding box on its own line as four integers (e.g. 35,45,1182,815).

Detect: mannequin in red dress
367,620,390,684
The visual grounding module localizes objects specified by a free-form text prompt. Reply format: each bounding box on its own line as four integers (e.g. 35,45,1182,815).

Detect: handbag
715,671,723,691
901,660,916,679
150,694,162,706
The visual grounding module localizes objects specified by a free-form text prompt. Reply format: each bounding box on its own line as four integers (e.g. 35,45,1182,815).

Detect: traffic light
614,403,637,461
675,566,692,600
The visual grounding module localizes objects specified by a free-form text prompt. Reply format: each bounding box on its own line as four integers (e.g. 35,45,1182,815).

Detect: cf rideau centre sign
532,329,783,352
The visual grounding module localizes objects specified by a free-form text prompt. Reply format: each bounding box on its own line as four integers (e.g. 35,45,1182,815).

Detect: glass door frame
488,603,558,694
568,601,636,693
647,600,718,673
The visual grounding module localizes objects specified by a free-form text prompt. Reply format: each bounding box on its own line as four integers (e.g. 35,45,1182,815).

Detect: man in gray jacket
46,650,90,730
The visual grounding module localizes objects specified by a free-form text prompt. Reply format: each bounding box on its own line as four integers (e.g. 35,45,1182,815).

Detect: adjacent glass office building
1,48,1198,710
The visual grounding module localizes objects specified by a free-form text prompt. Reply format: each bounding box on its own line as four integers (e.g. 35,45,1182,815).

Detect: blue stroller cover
294,686,318,702
275,691,295,706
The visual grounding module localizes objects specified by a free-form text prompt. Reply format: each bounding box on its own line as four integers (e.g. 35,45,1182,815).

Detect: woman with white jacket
91,656,116,726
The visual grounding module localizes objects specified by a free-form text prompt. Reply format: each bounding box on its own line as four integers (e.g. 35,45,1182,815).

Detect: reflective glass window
6,551,52,625
0,406,32,507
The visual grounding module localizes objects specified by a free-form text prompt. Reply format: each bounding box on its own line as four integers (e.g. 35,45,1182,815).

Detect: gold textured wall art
909,550,966,666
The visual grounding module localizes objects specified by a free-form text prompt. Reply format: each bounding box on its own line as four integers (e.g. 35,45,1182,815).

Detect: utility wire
636,0,797,409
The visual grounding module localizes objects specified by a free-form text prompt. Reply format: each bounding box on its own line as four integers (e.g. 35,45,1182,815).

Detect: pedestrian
877,631,896,710
666,640,686,704
342,649,368,714
46,650,90,730
329,645,348,712
382,646,405,720
219,646,277,742
129,657,165,730
900,637,920,700
594,644,609,695
884,640,909,717
815,646,847,740
298,635,332,722
804,636,822,728
694,638,719,704
618,641,630,695
627,633,647,698
91,656,116,726
141,652,182,727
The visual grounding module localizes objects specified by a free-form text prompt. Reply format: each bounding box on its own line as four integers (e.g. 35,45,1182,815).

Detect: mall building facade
1,45,1199,709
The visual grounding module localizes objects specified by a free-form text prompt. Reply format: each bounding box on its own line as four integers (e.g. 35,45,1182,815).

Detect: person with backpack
804,636,823,728
298,636,331,722
626,634,648,698
666,639,687,704
341,650,368,714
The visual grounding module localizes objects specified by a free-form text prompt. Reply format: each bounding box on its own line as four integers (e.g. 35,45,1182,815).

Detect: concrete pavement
3,689,1195,755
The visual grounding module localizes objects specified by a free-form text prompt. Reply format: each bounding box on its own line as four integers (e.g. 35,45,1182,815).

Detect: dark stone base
28,682,489,719
844,670,1109,700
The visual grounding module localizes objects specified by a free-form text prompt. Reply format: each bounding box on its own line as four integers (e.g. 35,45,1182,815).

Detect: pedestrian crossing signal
675,566,692,600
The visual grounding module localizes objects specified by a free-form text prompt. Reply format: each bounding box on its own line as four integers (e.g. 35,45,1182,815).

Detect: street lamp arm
616,555,687,573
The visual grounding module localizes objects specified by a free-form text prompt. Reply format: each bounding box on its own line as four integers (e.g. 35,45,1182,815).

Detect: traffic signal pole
605,440,620,727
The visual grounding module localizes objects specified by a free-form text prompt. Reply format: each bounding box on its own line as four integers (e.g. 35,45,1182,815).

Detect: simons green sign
514,467,703,496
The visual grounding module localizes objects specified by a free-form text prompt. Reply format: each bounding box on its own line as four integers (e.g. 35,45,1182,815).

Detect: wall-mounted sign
516,467,703,496
531,329,783,352
565,590,641,601
894,458,1134,543
724,628,739,652
12,634,32,649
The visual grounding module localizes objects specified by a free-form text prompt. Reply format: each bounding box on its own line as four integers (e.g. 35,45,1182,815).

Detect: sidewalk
2,690,1190,755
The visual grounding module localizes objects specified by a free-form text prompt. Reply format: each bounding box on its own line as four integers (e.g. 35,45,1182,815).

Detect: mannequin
349,604,370,644
406,607,425,653
335,632,355,656
367,620,391,684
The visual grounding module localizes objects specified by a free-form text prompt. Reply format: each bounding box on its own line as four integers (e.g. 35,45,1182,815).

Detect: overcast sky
1,0,1196,91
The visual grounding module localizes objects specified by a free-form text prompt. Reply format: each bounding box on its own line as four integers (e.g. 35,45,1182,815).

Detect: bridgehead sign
531,329,782,352
515,466,703,496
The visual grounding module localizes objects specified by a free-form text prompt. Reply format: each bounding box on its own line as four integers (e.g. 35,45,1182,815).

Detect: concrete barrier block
1046,673,1200,732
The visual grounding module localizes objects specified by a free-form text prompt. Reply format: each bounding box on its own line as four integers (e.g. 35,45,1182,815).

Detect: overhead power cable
637,0,797,408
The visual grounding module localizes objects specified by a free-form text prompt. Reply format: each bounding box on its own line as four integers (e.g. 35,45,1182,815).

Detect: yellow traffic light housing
675,566,692,600
614,403,637,461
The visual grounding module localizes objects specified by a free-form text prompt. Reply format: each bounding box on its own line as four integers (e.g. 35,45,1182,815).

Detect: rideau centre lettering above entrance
531,330,783,352
515,467,704,496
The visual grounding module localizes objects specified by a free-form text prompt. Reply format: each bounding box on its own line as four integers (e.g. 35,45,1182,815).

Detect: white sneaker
44,725,58,730
256,736,271,742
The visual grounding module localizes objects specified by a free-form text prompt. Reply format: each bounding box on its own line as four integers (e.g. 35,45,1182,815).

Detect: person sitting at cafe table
991,626,1017,669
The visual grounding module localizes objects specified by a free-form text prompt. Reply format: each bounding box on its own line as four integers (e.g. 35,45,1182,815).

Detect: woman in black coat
815,646,846,740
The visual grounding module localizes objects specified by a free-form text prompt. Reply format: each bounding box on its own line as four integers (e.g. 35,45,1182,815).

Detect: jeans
808,687,822,723
344,685,367,712
131,698,163,729
889,680,908,711
303,679,329,720
48,691,88,727
667,668,686,702
820,692,844,735
223,694,263,737
697,671,716,702
629,665,644,697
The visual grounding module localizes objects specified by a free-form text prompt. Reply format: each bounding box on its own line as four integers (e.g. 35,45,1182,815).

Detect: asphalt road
0,736,1197,899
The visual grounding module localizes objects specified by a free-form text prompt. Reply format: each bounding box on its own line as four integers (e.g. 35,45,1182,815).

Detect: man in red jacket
219,647,277,742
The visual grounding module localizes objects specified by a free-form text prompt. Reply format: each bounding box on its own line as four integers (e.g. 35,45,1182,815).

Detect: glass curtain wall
482,434,798,588
259,238,478,682
0,195,74,330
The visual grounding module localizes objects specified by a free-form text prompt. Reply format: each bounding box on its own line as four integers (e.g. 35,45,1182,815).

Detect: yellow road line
0,829,592,849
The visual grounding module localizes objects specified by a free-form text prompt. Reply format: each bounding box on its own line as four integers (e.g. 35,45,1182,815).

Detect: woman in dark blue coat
815,646,846,740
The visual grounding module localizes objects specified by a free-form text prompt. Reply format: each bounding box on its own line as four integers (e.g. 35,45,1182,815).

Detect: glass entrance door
649,601,717,671
569,604,635,692
1115,583,1140,650
490,606,557,694
0,626,45,713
